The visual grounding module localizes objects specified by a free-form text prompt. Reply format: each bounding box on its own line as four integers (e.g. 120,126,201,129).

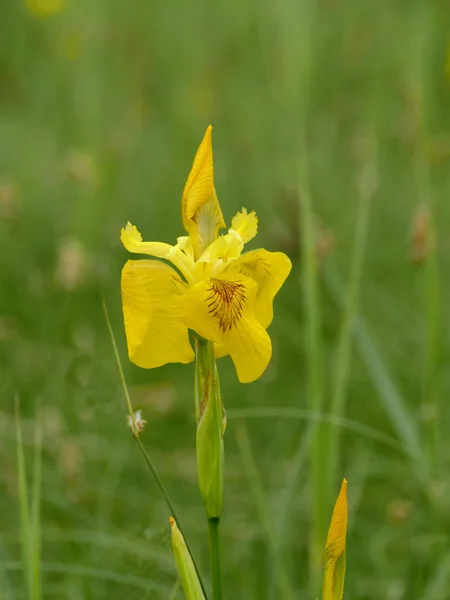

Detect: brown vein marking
207,278,246,332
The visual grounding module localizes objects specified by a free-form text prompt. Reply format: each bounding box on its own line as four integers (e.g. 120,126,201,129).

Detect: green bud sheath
195,338,225,519
170,518,205,600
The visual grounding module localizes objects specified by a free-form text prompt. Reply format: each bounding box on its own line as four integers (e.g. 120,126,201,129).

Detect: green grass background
2,0,450,598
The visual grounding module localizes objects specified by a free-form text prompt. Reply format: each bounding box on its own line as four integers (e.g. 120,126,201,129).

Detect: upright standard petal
121,260,194,369
224,249,292,328
181,126,226,260
180,274,271,383
196,208,257,264
230,208,258,244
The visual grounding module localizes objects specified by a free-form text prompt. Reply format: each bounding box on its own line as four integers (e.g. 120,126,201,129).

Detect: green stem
194,338,225,599
207,518,223,600
194,337,224,518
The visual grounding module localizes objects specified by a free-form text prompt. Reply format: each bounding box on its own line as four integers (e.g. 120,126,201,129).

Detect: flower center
207,278,246,332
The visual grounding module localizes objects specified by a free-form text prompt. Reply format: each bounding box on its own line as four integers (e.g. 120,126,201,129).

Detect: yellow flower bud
170,518,205,600
323,479,348,600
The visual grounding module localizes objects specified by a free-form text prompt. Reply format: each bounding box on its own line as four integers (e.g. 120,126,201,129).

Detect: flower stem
194,338,225,599
207,517,223,600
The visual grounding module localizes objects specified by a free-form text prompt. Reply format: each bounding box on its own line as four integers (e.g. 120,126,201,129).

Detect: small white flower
127,410,147,436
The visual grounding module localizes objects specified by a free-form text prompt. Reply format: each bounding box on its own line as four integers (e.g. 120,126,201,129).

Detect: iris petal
121,222,195,283
231,208,258,244
180,274,272,383
121,260,194,368
224,249,292,328
181,126,226,259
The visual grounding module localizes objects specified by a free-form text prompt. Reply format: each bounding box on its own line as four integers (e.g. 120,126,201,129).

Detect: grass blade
326,143,376,497
323,266,428,481
15,396,32,600
169,579,181,600
409,4,442,477
419,553,450,600
227,407,410,455
0,560,169,594
294,2,325,588
421,212,441,475
234,423,293,600
31,416,42,600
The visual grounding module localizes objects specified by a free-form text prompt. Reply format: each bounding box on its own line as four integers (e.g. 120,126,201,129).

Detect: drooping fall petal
180,274,272,383
323,479,348,600
181,126,226,260
121,260,194,368
224,248,292,328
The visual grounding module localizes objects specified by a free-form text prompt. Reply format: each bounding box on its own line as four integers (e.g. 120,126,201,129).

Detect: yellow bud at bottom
323,479,348,600
170,518,205,600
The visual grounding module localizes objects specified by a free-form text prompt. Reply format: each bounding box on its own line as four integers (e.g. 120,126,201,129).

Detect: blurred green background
2,0,450,598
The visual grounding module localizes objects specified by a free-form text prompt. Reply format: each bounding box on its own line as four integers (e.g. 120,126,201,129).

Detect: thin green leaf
31,416,42,600
227,407,409,455
169,579,181,600
235,423,294,600
419,553,450,600
0,560,168,594
323,266,428,482
326,143,375,500
15,396,32,600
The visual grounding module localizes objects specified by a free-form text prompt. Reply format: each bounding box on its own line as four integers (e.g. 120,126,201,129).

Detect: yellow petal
197,209,257,264
121,222,195,283
214,342,229,359
323,479,348,600
197,230,243,263
181,126,226,259
176,236,194,260
180,275,272,383
225,249,292,328
121,222,174,257
121,260,194,368
231,208,258,244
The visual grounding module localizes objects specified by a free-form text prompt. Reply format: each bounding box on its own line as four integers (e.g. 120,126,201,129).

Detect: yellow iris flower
120,126,291,383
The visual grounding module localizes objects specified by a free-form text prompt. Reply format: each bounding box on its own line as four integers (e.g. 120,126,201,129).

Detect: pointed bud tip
202,125,212,144
169,517,175,527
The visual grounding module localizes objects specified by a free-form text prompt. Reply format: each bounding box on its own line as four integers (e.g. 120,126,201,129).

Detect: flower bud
170,518,205,600
323,479,348,600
